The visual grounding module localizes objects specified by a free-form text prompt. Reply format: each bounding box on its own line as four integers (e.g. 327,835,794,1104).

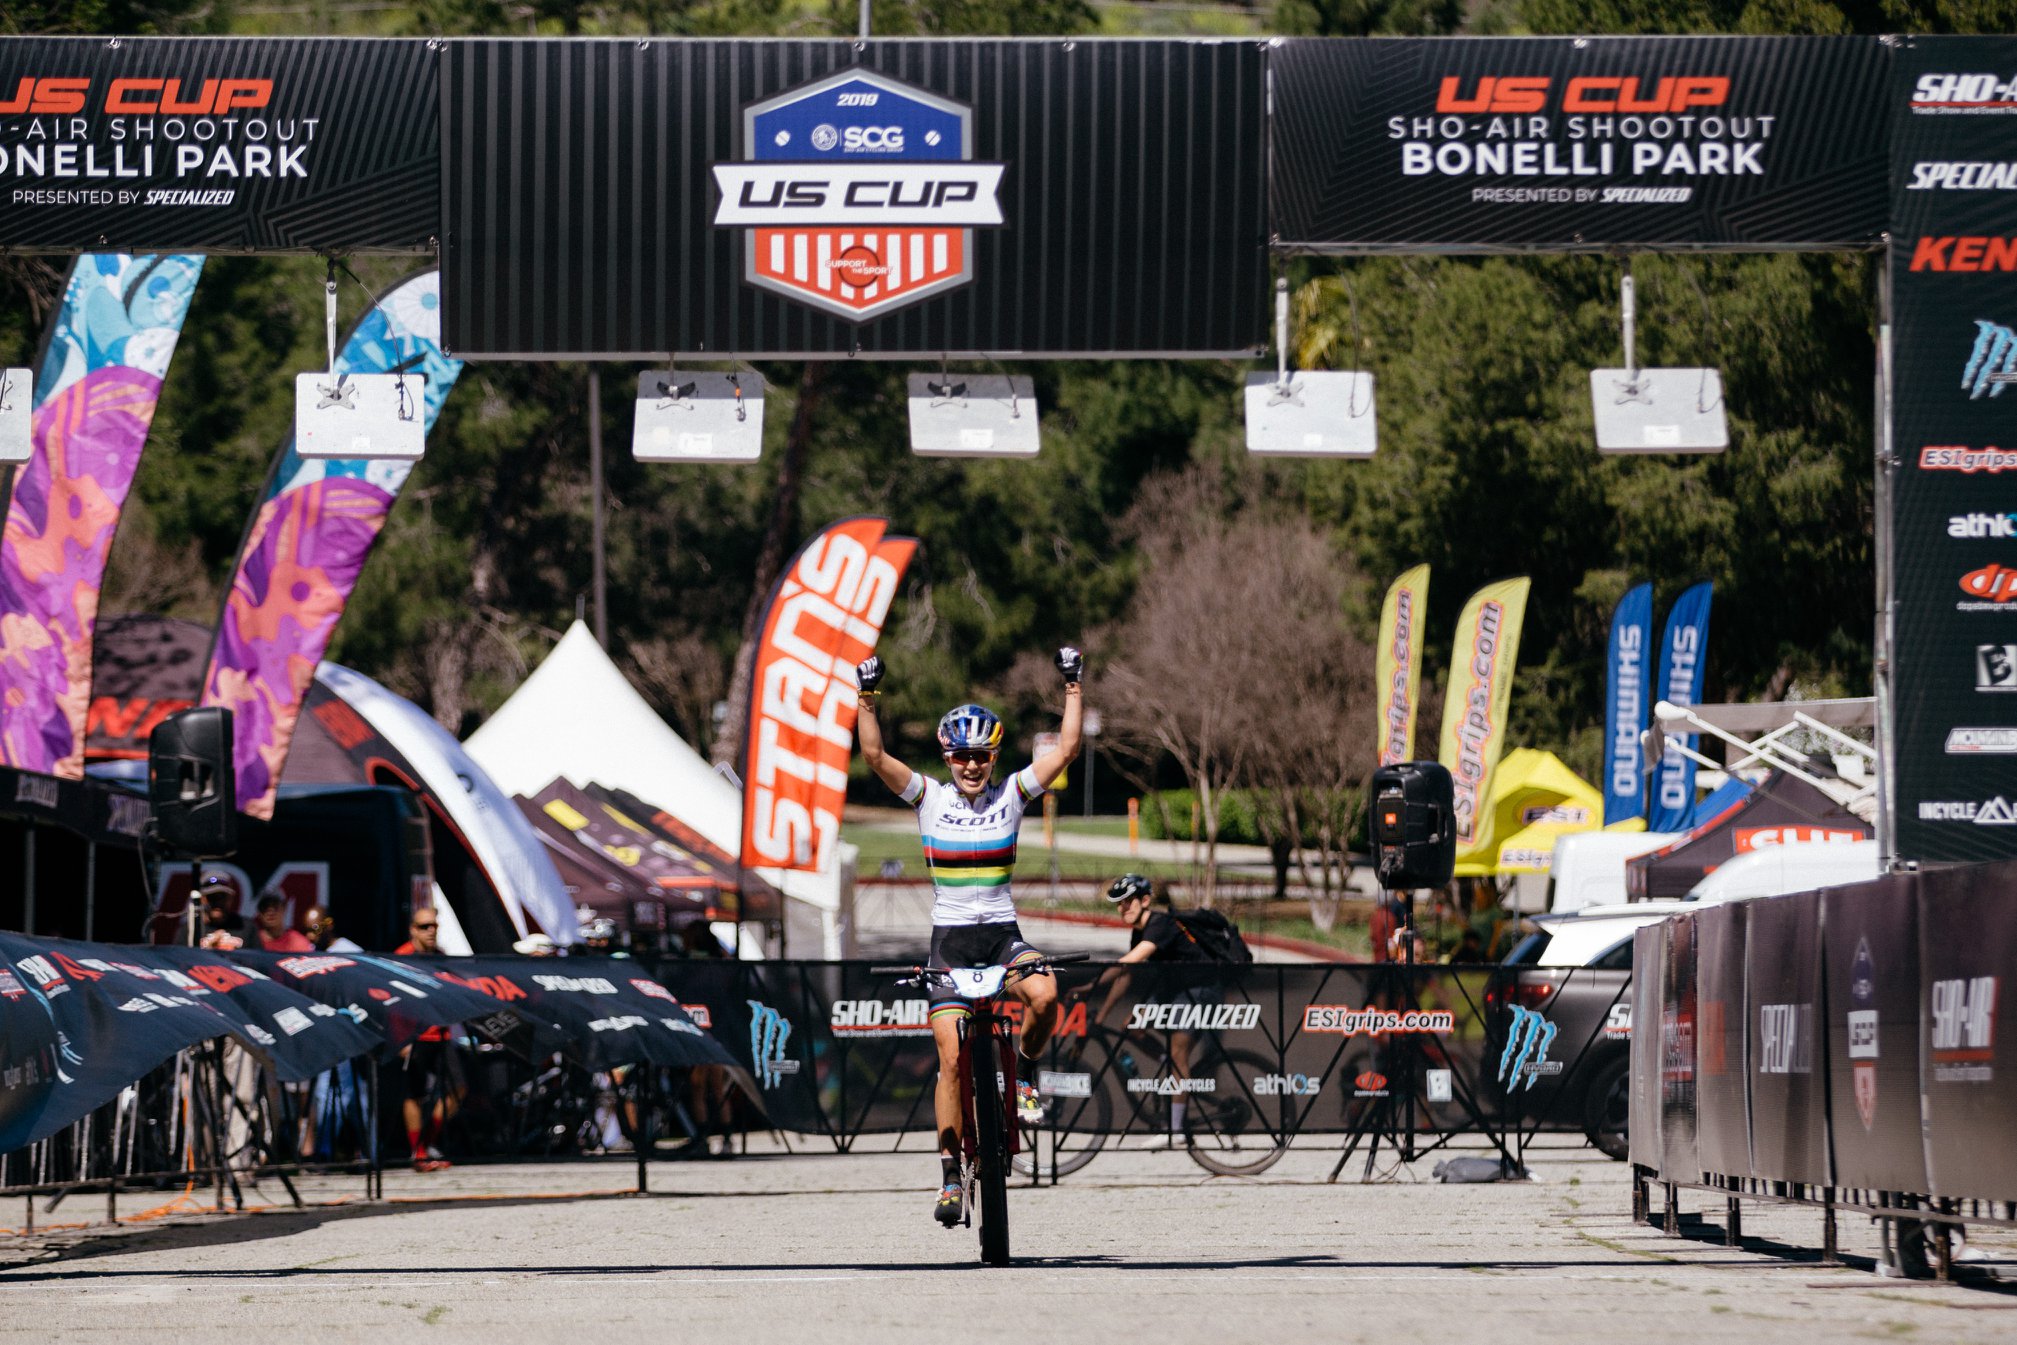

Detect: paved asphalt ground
3,1138,2015,1342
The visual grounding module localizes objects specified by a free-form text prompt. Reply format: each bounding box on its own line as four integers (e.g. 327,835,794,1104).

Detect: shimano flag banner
1646,582,1713,833
1603,582,1654,826
201,271,462,819
1375,564,1430,768
1887,37,2017,863
0,38,438,252
1438,576,1530,853
1269,37,1889,252
740,518,912,873
0,254,202,778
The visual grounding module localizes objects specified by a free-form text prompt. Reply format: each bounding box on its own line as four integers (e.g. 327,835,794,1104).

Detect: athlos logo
712,70,1005,320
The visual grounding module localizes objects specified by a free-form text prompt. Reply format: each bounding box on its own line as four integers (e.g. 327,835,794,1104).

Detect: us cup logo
711,70,1006,321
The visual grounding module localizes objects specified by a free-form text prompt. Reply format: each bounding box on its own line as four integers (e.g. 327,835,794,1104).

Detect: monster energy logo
747,1000,801,1089
1498,1005,1561,1091
1964,320,2017,399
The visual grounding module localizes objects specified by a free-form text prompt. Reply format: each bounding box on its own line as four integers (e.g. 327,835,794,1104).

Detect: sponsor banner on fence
0,38,437,251
740,518,911,873
1375,564,1429,767
1742,889,1829,1186
1602,583,1653,826
1269,36,1889,252
1646,582,1712,832
439,39,1268,358
1691,902,1749,1177
0,254,202,779
1439,577,1530,853
1890,37,2017,862
1822,875,1929,1194
1916,864,2017,1200
200,270,462,820
441,957,730,1071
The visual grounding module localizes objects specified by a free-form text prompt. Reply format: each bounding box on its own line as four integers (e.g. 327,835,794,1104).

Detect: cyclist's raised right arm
855,655,916,798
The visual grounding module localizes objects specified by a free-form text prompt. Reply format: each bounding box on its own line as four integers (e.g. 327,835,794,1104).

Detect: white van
1547,830,1683,914
1682,838,1879,904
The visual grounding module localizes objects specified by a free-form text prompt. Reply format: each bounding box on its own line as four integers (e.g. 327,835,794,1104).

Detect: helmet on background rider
1105,873,1154,905
936,703,1004,755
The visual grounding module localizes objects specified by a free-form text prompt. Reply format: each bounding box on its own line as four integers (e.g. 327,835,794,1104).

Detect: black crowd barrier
1630,860,2017,1272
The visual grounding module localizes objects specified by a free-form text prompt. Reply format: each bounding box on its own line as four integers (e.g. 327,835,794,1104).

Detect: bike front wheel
967,1023,1012,1265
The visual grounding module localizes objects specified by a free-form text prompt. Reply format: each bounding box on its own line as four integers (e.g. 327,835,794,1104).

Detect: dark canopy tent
1625,771,1872,901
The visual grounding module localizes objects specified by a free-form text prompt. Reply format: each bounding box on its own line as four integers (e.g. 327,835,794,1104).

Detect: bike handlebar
868,951,1092,979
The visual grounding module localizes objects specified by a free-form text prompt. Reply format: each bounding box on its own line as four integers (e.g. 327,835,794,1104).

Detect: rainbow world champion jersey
901,765,1047,925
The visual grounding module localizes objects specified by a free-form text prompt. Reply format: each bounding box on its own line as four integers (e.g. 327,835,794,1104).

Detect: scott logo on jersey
712,70,1006,320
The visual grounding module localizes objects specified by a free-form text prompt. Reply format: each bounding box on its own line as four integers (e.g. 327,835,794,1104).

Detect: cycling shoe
933,1181,964,1227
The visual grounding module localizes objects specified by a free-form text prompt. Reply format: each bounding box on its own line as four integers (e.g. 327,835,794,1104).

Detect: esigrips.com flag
1438,577,1530,856
741,519,915,873
1375,564,1429,768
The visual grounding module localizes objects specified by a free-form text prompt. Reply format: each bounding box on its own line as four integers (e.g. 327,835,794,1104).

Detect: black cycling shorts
404,1039,465,1101
928,921,1043,1016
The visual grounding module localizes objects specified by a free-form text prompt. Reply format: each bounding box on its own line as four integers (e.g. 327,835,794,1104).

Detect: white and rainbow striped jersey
901,764,1048,925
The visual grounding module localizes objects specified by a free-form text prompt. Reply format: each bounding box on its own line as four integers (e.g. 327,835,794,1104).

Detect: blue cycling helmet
937,704,1005,754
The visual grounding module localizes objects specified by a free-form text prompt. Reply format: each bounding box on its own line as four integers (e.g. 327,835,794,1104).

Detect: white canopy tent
463,621,855,958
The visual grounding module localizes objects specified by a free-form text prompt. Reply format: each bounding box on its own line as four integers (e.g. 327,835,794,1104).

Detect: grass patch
1575,1229,1677,1263
423,1306,448,1327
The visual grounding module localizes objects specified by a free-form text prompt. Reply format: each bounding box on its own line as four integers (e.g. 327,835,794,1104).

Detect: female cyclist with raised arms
853,646,1083,1227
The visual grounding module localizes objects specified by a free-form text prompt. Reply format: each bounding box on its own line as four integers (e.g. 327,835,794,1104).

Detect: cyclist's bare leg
931,1010,966,1157
1010,969,1059,1059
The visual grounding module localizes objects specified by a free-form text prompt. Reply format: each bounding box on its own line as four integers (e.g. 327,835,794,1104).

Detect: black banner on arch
1269,36,1889,252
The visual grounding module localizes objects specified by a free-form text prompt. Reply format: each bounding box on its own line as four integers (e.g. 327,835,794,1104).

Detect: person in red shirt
250,892,314,953
395,908,461,1171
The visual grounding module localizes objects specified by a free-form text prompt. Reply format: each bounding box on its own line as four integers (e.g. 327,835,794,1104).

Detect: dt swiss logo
711,70,1006,321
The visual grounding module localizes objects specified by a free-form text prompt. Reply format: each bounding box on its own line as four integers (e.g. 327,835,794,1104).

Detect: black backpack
1170,908,1254,965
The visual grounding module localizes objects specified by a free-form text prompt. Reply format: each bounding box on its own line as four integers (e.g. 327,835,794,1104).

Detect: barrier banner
1602,583,1653,826
1376,564,1430,767
441,957,731,1071
1439,577,1530,854
1743,889,1827,1185
1692,902,1749,1179
0,38,437,251
0,933,264,1150
1886,37,2017,863
439,39,1268,358
135,943,380,1082
1628,923,1663,1170
1646,581,1712,832
740,518,911,873
1917,863,2017,1200
0,254,202,778
201,270,463,819
1821,874,1928,1194
1269,37,1888,252
1657,912,1697,1178
233,948,553,1052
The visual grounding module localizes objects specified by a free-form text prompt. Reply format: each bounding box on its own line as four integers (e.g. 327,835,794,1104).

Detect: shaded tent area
1454,748,1603,877
66,616,573,955
1625,770,1871,900
466,622,853,957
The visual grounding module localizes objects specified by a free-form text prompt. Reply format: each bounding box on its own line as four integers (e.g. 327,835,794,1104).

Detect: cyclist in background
1085,873,1217,1144
854,646,1084,1227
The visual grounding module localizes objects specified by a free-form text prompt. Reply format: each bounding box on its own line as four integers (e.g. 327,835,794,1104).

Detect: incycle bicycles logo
747,1000,801,1089
712,71,1006,321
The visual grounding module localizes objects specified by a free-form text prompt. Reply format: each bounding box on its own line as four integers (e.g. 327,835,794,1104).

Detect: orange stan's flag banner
1374,564,1429,768
1436,576,1531,855
740,518,915,873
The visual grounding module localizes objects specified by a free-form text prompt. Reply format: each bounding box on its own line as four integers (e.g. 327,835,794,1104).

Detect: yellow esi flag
1437,577,1531,857
1375,564,1430,767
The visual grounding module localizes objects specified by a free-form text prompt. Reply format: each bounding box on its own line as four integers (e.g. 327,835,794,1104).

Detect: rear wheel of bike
1184,1046,1291,1178
1011,1043,1112,1180
967,1022,1012,1266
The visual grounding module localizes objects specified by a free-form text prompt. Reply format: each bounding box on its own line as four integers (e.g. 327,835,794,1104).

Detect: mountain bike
873,952,1087,1266
1014,1015,1291,1179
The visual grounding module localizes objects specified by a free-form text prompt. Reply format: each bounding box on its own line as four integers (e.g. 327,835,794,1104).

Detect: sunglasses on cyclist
944,749,996,766
411,920,438,931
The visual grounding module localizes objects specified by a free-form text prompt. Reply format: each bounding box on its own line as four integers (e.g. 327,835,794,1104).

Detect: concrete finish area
3,1140,2014,1342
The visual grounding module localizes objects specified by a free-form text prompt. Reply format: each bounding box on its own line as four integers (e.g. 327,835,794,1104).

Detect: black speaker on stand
149,707,238,860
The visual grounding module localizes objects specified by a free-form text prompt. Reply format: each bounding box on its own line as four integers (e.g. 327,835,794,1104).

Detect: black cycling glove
856,655,886,695
1055,646,1083,686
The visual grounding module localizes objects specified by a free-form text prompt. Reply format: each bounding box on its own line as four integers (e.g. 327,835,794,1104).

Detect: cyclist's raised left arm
854,656,916,798
1029,646,1084,791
